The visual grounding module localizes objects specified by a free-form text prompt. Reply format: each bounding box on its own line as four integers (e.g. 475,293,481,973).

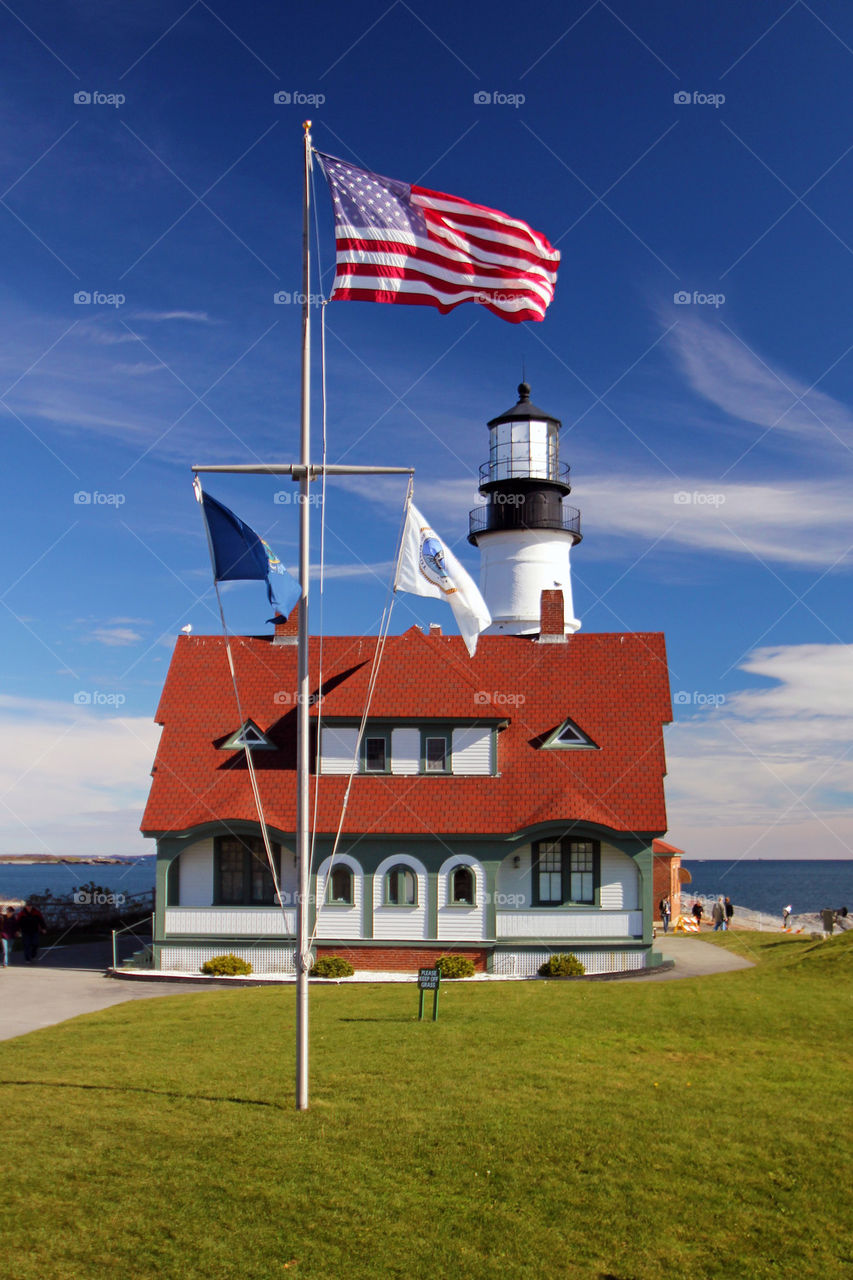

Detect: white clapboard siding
314,856,365,939
437,857,488,941
178,839,214,906
320,726,359,774
494,848,531,908
165,907,296,935
599,844,640,910
496,910,643,939
373,855,429,940
391,727,420,775
452,726,492,775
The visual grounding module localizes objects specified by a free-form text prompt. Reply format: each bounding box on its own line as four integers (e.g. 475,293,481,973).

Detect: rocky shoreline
676,898,852,935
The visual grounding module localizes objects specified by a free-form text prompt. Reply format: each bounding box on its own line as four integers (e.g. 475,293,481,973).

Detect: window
536,841,563,905
449,865,475,905
532,839,599,907
220,720,276,751
542,718,597,750
570,842,594,903
363,735,388,773
216,836,280,905
385,864,417,906
423,732,450,773
327,865,354,905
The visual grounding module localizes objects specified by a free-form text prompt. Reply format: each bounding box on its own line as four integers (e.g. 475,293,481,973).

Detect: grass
1,933,851,1280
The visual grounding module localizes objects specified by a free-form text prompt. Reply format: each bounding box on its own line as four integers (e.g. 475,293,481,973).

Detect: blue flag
195,480,300,617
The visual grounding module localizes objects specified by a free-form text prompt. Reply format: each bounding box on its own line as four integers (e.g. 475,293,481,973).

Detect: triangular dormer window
542,718,598,750
220,720,276,751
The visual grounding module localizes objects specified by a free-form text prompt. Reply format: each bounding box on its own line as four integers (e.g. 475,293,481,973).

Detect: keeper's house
141,384,673,975
141,602,672,976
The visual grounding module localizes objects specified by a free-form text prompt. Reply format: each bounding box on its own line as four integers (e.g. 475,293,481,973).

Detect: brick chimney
272,606,299,646
428,623,443,637
538,589,567,643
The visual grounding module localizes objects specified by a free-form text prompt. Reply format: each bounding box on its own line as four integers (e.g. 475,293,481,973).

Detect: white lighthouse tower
468,383,582,636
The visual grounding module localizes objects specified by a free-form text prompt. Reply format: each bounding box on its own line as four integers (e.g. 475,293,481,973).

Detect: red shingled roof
142,626,672,840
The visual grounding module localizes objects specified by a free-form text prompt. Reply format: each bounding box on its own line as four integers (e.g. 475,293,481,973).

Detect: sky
0,0,851,860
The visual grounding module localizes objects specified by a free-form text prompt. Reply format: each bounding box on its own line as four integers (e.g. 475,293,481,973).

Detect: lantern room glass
488,419,558,482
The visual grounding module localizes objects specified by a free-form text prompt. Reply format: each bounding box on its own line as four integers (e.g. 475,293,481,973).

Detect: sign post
417,966,441,1021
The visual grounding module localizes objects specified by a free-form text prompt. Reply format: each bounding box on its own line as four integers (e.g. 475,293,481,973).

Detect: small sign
417,967,441,1021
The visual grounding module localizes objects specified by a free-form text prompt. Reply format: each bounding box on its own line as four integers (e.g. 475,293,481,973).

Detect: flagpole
296,119,312,1112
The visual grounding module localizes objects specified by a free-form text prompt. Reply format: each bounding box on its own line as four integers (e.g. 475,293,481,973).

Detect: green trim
484,862,498,939
427,869,438,937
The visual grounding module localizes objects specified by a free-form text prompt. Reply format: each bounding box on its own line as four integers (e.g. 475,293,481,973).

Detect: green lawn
1,933,851,1280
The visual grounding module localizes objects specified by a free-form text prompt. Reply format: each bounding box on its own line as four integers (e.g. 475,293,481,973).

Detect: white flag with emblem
395,501,491,656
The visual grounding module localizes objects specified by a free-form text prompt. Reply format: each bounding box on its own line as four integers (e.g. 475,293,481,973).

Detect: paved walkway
0,940,207,1043
0,934,753,1042
641,934,755,981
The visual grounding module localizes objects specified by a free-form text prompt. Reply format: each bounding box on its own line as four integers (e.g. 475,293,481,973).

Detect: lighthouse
468,383,582,636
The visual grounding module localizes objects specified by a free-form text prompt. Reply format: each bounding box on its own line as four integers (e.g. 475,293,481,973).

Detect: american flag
316,152,560,323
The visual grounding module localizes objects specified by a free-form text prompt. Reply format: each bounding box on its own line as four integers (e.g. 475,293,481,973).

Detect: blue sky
0,0,851,859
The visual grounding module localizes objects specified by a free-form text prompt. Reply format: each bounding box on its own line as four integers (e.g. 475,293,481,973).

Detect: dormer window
220,720,276,751
542,718,597,750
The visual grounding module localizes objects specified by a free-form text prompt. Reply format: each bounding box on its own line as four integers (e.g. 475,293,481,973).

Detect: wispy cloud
91,626,144,646
666,645,853,859
133,311,218,324
667,315,853,450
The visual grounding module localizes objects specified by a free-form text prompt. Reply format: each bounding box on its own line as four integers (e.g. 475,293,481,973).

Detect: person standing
16,901,47,963
659,896,671,934
724,897,734,929
782,905,792,929
691,900,703,928
821,908,835,936
711,898,726,931
1,906,17,966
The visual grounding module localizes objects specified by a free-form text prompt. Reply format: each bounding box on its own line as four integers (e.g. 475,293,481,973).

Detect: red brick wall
316,945,490,973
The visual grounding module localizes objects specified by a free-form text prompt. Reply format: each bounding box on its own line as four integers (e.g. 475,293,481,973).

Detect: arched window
327,865,353,905
450,866,475,905
385,864,417,906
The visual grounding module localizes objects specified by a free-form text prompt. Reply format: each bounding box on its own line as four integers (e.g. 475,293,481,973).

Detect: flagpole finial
303,119,312,132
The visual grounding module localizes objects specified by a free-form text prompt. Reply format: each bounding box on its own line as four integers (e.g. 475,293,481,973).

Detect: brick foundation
315,945,490,973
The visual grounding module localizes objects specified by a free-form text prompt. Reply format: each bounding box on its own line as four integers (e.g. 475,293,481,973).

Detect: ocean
2,856,850,917
0,858,156,902
682,859,853,917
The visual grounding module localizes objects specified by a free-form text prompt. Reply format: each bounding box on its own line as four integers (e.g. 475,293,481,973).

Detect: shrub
437,954,476,979
538,953,586,978
310,955,355,978
200,953,253,977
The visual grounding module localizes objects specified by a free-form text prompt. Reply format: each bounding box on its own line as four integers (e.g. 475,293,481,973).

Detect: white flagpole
296,120,312,1111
